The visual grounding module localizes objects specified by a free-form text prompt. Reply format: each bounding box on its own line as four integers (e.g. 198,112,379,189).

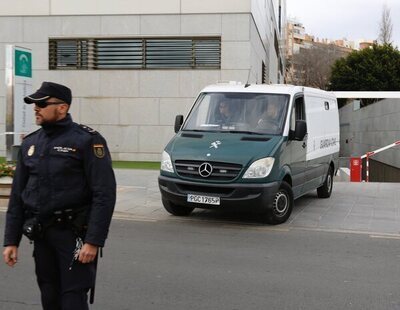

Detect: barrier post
350,157,362,182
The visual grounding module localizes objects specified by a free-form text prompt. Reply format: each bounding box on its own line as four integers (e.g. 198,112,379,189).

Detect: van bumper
158,175,280,212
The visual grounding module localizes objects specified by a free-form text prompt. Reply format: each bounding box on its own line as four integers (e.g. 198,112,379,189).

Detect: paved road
1,169,400,309
1,215,400,310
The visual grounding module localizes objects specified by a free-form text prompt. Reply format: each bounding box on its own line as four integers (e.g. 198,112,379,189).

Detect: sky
286,0,400,48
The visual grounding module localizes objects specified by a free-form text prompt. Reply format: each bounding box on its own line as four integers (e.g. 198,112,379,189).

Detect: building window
49,37,221,70
262,61,267,84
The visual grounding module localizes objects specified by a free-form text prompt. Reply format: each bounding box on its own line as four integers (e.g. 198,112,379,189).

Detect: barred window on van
49,37,221,70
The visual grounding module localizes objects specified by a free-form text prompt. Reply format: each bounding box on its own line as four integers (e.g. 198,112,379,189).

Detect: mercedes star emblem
199,162,213,178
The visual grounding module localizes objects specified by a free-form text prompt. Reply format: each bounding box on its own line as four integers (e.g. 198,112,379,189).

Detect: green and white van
158,82,339,224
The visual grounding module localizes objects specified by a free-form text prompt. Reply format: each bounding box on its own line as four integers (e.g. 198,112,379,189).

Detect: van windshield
182,92,290,135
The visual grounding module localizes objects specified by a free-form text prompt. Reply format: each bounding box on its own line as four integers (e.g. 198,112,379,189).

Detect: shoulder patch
79,124,98,135
93,144,105,158
23,128,41,140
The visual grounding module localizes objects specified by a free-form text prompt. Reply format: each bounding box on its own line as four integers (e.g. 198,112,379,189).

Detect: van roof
200,82,335,98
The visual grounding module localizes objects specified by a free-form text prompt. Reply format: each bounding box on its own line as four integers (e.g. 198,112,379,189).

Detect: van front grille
175,160,242,181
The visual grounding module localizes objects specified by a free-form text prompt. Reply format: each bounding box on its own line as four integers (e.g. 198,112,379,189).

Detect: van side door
287,95,307,198
303,94,339,192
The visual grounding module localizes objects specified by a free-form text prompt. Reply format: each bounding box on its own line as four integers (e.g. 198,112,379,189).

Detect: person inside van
216,100,239,124
257,101,281,131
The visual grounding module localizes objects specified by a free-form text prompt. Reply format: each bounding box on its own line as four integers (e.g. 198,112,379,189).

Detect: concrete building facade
340,99,400,181
0,0,286,161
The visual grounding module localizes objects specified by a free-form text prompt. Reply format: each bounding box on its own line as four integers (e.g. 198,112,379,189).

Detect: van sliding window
295,97,305,120
290,96,305,130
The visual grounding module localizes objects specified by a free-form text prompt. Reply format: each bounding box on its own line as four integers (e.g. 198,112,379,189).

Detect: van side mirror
174,115,184,133
290,120,307,141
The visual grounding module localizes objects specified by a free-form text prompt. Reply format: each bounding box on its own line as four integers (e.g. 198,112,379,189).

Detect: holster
22,216,43,241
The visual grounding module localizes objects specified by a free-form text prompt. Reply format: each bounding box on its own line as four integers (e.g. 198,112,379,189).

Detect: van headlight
243,157,275,179
161,151,174,173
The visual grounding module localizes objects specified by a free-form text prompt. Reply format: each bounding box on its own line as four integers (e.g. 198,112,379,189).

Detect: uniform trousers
33,226,96,310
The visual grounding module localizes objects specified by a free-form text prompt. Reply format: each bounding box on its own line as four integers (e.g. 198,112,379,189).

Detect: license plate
187,194,220,205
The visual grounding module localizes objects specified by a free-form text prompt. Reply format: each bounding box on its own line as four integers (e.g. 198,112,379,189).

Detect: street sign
15,49,32,78
5,45,34,161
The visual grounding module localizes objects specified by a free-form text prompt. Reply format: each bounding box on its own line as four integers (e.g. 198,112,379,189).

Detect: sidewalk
1,169,399,236
115,169,400,236
114,169,166,219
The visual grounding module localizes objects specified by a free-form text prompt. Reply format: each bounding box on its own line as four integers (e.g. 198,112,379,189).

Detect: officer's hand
78,243,98,264
3,246,18,267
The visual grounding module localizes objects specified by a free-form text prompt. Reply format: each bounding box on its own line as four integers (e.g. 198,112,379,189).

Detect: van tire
162,198,194,216
317,166,333,198
265,181,293,225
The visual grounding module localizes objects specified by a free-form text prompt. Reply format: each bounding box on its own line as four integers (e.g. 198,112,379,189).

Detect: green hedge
0,157,160,170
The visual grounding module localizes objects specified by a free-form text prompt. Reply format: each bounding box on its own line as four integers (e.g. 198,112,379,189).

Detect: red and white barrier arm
361,140,400,182
361,140,400,159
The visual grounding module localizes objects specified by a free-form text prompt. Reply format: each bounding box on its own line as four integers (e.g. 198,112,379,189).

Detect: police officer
3,82,116,310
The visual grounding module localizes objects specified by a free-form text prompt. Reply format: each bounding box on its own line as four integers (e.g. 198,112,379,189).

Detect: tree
329,44,400,106
330,44,400,91
378,5,393,45
286,44,349,90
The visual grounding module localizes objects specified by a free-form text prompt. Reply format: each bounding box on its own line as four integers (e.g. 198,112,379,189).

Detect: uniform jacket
4,114,116,247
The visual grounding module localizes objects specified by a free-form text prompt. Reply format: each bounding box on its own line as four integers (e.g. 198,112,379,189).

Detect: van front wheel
162,198,194,216
265,181,293,225
317,166,333,198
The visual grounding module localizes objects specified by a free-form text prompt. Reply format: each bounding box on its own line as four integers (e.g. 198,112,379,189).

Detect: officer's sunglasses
35,101,65,108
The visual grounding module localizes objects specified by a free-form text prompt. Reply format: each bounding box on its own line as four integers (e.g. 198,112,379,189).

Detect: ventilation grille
49,37,221,70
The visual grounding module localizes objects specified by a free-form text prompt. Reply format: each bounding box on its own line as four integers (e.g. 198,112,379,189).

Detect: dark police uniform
4,113,116,310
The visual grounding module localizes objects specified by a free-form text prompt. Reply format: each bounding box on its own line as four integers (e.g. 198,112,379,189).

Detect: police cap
24,82,72,105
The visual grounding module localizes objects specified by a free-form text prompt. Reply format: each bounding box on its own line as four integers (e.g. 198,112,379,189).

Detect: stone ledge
0,198,9,209
0,181,12,198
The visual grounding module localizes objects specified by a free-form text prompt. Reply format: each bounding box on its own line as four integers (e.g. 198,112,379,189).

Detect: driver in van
216,100,238,124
